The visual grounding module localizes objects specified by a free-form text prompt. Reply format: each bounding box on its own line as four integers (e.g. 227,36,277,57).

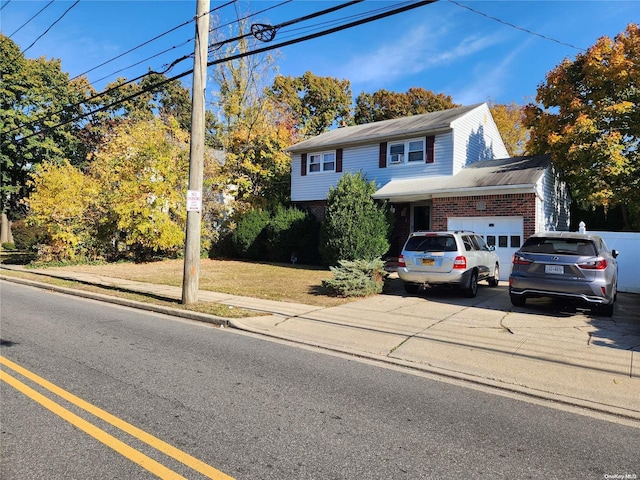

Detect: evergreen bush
322,258,388,297
319,172,393,266
231,209,270,260
265,206,320,264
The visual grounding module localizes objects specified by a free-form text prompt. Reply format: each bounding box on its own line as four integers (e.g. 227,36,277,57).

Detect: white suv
397,231,500,297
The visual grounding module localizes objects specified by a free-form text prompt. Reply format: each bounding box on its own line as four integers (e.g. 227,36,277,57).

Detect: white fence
592,231,640,294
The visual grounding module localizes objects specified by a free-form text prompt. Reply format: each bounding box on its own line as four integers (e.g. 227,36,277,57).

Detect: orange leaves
525,23,640,227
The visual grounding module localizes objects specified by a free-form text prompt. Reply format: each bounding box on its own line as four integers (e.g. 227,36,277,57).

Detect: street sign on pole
186,190,202,212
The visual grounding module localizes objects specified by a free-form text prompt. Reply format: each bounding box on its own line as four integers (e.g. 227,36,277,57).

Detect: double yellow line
0,355,234,479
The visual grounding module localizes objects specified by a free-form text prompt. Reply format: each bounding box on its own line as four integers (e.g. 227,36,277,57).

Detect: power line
0,0,12,11
208,0,363,53
85,0,293,88
6,0,360,135
9,0,438,141
266,1,415,46
8,0,54,38
23,0,80,54
448,0,586,52
69,0,236,83
71,0,293,89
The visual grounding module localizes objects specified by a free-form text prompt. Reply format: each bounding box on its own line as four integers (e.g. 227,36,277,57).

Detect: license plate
545,265,564,274
421,258,434,266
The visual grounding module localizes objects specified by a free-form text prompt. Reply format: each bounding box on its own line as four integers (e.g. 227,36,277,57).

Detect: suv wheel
510,293,526,307
595,302,614,317
463,270,478,298
488,263,499,287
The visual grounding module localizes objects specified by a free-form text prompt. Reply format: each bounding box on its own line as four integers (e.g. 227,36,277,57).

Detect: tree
354,87,457,124
319,172,392,265
1,34,94,241
488,100,529,157
24,160,100,261
268,71,352,137
88,118,191,260
524,23,640,230
208,18,295,213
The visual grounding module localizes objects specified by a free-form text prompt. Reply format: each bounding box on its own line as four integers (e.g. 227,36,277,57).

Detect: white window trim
308,151,336,174
387,137,425,166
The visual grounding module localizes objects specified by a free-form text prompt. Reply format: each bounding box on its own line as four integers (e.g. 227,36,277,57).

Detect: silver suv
398,231,500,297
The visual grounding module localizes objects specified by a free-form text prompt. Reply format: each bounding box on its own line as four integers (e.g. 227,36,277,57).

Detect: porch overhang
372,178,539,203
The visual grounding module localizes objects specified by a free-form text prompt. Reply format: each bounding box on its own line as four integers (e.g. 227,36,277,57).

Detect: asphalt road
1,281,639,479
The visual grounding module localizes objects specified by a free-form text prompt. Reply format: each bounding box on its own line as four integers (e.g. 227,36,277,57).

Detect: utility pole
182,0,210,304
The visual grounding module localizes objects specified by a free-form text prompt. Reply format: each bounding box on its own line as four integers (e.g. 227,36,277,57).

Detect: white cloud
451,37,535,105
338,23,505,90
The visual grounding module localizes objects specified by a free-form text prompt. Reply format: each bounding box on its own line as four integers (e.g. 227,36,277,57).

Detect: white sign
186,190,202,212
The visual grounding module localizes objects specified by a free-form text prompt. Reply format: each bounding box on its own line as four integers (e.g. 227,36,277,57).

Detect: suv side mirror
488,245,496,252
612,249,619,258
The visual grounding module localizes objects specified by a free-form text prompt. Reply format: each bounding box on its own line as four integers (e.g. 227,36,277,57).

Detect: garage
447,216,524,280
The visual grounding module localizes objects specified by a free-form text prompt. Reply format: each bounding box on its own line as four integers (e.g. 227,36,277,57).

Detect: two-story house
287,103,571,278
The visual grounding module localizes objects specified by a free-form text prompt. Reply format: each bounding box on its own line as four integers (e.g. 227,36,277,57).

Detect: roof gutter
372,183,540,202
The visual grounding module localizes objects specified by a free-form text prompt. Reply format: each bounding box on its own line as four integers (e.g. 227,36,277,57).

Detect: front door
412,205,431,232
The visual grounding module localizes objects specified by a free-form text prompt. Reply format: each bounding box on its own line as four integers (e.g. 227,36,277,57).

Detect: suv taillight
398,255,406,268
577,258,608,270
453,255,466,269
512,254,533,265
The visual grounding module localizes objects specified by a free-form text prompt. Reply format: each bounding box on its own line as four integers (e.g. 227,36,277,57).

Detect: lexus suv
397,231,500,297
509,232,618,316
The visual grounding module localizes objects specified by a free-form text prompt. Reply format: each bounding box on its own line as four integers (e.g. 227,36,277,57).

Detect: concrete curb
1,274,230,327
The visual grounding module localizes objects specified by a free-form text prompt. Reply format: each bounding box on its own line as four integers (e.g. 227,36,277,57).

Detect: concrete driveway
235,277,640,420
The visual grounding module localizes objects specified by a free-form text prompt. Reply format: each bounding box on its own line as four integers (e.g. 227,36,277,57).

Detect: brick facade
296,193,537,259
431,193,537,239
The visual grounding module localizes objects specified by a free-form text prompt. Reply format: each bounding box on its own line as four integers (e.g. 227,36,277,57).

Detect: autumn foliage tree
488,101,529,157
24,160,100,261
88,118,191,260
354,87,457,124
26,117,193,262
1,34,94,242
208,27,294,214
524,23,640,230
268,71,352,137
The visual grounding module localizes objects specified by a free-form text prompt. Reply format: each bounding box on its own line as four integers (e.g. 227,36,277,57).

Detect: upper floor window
308,152,335,173
388,138,424,165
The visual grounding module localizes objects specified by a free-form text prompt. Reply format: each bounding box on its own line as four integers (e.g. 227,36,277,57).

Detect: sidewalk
2,265,639,422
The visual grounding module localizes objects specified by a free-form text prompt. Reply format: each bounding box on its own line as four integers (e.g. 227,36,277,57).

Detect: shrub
1,242,16,251
319,172,392,266
322,258,388,297
232,209,270,260
24,160,101,262
11,219,50,252
265,206,320,264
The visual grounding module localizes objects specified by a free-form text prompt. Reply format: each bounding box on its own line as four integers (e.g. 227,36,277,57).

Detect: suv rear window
521,238,596,256
404,235,457,252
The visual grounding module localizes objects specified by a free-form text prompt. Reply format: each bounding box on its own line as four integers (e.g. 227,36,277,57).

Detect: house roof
286,103,484,153
372,155,552,202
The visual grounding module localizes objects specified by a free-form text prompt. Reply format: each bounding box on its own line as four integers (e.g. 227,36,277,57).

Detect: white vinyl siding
290,133,454,202
538,165,571,232
290,104,508,202
450,103,509,174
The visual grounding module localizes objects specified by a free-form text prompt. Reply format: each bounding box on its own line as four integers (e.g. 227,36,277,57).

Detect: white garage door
447,216,524,280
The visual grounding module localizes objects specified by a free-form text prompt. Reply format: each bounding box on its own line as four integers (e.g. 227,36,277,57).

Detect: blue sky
2,0,637,107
